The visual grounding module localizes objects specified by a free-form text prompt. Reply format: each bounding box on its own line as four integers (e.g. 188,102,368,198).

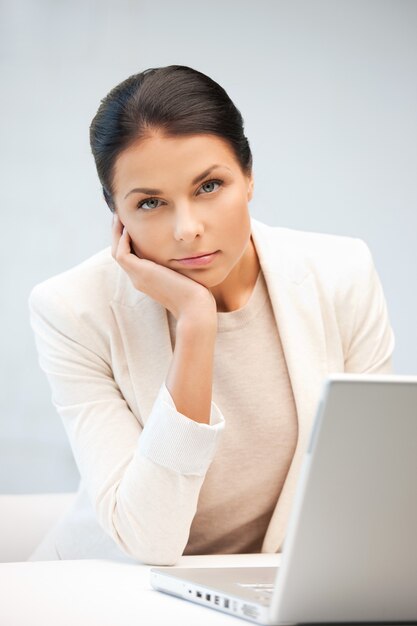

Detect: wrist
177,307,217,336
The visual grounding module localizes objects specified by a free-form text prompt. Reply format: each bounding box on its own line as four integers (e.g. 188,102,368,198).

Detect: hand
111,215,217,323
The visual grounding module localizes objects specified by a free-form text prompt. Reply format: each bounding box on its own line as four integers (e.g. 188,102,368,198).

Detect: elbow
116,534,185,566
139,549,183,567
95,481,194,567
106,504,186,566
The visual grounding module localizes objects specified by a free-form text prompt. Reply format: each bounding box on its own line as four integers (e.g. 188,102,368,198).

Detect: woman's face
112,132,254,289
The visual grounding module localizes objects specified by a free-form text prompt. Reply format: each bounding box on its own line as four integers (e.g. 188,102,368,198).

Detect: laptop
150,374,417,624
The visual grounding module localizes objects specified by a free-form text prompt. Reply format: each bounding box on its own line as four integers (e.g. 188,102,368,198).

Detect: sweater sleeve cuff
138,383,225,476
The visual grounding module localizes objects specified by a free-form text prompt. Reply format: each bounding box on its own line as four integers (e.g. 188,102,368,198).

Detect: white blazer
28,218,394,563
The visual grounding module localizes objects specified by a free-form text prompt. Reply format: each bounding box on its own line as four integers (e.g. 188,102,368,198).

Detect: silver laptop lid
272,374,417,624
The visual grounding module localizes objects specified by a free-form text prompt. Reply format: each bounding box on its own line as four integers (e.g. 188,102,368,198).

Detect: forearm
165,314,217,424
108,384,224,564
111,455,205,565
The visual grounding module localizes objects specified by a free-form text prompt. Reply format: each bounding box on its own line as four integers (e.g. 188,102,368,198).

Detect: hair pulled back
89,65,253,212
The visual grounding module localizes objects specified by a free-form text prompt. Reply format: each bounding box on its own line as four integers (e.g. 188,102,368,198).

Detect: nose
173,206,204,242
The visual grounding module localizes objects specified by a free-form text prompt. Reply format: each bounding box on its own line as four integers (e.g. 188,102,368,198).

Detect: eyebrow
123,164,230,199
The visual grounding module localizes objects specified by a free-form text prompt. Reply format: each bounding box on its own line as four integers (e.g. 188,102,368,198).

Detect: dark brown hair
89,65,253,212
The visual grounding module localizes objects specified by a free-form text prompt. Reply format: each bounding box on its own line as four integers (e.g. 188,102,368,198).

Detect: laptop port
196,591,202,598
214,595,220,605
224,598,230,609
205,594,211,602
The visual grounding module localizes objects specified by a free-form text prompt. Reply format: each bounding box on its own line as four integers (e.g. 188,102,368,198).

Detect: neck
211,236,260,313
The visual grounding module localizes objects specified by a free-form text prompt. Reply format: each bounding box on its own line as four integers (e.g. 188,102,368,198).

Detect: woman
28,65,394,564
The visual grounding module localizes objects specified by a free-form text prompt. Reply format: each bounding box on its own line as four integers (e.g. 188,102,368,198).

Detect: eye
136,179,223,211
137,197,163,211
198,179,223,195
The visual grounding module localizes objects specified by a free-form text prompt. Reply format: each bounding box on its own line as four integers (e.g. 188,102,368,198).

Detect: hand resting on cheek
111,213,217,323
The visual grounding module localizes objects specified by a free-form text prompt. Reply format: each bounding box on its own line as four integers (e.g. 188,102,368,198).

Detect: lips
173,250,220,267
175,251,217,261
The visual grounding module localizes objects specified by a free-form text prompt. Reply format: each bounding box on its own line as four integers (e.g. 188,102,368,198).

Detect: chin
201,270,233,290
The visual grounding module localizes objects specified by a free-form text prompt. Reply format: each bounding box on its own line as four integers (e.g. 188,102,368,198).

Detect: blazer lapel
250,219,328,552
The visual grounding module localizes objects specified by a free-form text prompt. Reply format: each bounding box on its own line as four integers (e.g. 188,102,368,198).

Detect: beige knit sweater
167,270,298,555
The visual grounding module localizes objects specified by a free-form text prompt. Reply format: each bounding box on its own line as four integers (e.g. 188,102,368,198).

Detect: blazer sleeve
28,282,225,565
339,239,395,374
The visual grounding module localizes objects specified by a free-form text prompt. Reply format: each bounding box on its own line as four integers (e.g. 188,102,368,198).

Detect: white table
0,553,281,626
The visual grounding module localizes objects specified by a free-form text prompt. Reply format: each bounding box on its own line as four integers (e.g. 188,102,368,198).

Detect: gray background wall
1,0,416,493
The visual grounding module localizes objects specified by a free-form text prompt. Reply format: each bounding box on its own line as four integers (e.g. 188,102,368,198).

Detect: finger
120,226,131,252
115,226,135,267
111,221,151,288
111,213,123,258
112,212,123,232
